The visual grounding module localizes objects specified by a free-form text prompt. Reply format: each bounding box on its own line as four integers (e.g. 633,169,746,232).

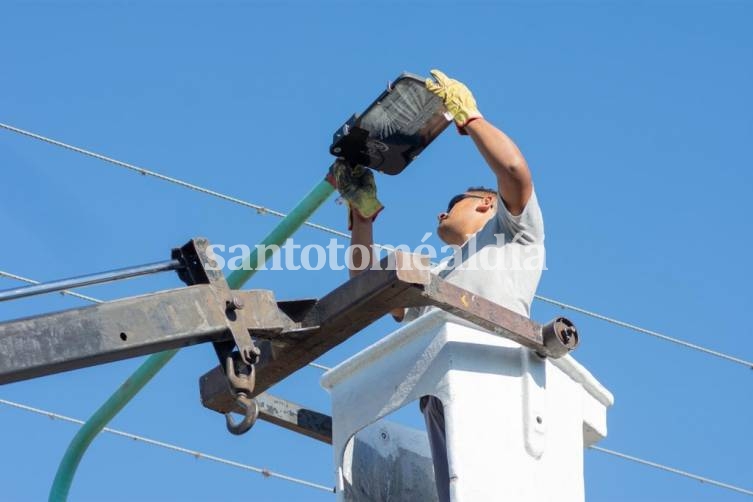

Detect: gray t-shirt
404,190,545,322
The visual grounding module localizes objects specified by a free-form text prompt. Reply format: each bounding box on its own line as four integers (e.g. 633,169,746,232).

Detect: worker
335,69,545,502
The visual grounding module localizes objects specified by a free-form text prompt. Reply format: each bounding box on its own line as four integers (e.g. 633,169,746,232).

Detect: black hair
466,186,498,195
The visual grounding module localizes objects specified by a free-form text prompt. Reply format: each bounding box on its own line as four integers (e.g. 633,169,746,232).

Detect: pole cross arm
200,251,580,422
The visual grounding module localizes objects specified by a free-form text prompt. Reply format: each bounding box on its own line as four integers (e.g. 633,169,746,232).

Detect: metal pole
49,178,336,501
0,260,182,303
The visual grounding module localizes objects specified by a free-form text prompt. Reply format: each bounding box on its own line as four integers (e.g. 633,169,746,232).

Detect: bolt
228,296,244,311
536,416,543,424
333,147,342,154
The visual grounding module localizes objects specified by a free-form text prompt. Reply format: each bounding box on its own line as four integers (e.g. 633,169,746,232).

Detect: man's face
436,191,496,245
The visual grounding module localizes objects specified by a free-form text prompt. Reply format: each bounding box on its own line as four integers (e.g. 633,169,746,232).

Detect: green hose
49,178,336,501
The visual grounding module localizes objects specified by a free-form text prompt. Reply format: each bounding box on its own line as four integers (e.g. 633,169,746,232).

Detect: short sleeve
496,188,545,245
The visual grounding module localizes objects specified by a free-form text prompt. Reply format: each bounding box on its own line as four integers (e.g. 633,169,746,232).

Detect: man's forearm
466,118,533,215
349,213,374,279
348,213,405,321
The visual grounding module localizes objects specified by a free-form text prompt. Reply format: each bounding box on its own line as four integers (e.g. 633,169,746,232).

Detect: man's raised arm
466,119,533,216
426,70,533,215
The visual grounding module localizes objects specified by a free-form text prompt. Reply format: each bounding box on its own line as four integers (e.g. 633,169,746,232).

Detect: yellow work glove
329,160,384,230
425,69,483,135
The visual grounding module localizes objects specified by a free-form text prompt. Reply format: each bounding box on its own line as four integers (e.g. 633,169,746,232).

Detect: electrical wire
0,398,334,493
1,397,751,498
4,267,751,496
0,122,348,240
589,445,753,497
5,122,753,499
2,121,752,370
3,267,748,496
535,295,753,369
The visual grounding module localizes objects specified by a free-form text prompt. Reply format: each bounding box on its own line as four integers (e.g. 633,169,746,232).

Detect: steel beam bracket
172,238,260,365
199,251,582,439
172,238,279,435
0,246,581,439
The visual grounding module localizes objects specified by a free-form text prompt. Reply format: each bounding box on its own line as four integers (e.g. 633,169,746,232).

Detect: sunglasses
446,194,485,213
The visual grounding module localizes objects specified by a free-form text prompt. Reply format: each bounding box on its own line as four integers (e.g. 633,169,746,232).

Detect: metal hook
224,355,259,435
225,392,259,435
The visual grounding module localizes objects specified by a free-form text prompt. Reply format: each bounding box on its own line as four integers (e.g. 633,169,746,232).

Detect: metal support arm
0,286,294,385
200,251,579,418
0,250,578,442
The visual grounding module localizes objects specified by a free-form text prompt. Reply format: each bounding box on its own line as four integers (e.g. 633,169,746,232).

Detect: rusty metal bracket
171,238,296,436
200,251,581,430
415,274,579,358
173,239,261,366
0,284,230,384
0,238,297,388
0,247,580,441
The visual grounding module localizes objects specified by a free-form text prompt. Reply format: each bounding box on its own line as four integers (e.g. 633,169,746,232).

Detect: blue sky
1,1,752,501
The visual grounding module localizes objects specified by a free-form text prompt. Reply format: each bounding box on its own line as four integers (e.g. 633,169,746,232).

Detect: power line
0,269,331,372
0,122,348,240
2,397,751,498
5,124,751,500
534,295,753,369
0,398,334,494
589,445,753,497
4,269,750,498
2,213,748,494
0,233,748,496
2,121,751,370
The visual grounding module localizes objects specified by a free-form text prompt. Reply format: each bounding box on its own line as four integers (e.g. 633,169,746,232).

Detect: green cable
49,179,336,501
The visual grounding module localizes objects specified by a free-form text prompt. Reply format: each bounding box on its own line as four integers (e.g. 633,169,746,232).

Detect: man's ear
475,195,495,213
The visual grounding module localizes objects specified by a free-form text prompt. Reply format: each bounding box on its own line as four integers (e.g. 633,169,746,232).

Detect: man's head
437,186,498,245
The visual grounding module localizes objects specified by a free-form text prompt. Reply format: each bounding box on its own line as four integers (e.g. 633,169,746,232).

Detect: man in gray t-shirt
345,70,544,502
403,188,545,323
